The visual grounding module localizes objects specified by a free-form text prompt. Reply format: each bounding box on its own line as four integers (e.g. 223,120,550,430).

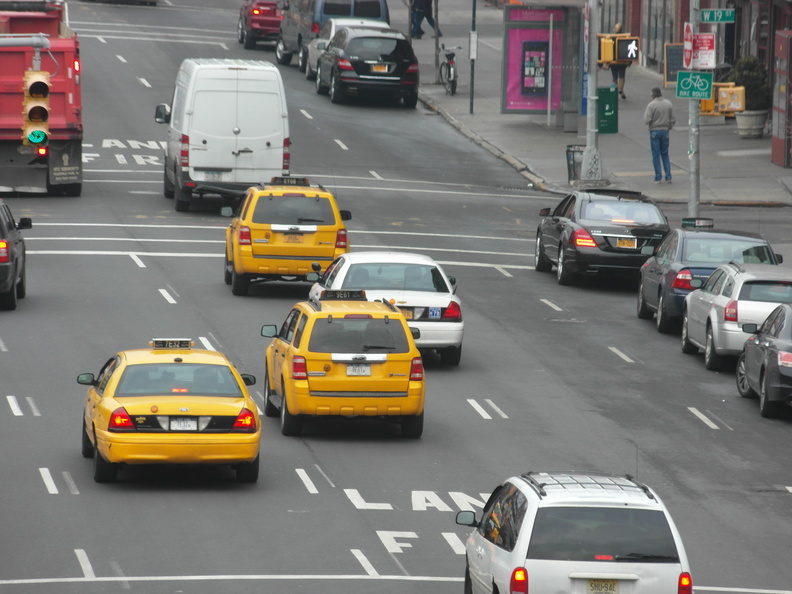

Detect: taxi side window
279,309,301,344
657,233,678,262
240,191,256,220
96,357,120,395
702,269,724,293
293,314,308,349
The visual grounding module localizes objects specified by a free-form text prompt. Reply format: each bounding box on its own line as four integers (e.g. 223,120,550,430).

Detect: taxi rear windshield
526,507,679,563
342,263,449,292
308,318,410,353
115,364,243,397
683,239,775,264
252,196,335,225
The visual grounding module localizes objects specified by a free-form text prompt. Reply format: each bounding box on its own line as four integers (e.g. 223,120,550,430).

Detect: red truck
0,0,82,196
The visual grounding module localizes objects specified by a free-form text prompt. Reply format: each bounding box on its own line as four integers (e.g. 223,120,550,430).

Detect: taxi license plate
616,237,637,249
204,171,222,181
588,579,618,593
372,64,388,73
284,234,304,243
170,417,197,431
347,363,371,376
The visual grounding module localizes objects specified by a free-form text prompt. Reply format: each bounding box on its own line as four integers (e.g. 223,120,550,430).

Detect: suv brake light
239,226,252,245
0,240,8,264
678,572,692,594
336,228,348,249
283,137,290,174
724,299,738,322
671,269,694,290
779,352,792,367
179,134,189,167
442,301,462,320
108,407,135,432
292,356,307,380
232,408,257,432
407,62,419,73
572,228,597,248
410,357,424,381
509,567,528,594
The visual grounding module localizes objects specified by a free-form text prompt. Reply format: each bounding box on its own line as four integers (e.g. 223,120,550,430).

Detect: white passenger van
155,59,290,212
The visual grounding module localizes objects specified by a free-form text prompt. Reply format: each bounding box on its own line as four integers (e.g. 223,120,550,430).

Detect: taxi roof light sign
681,217,715,229
320,289,367,301
150,338,194,349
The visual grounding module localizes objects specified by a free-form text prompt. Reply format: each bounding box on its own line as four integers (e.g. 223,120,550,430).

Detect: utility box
717,85,745,112
598,86,618,133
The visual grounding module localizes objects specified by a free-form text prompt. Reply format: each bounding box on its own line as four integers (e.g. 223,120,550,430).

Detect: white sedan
304,18,390,80
309,251,464,365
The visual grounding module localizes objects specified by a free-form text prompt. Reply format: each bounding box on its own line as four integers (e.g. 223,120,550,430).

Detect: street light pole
688,2,701,217
580,0,604,182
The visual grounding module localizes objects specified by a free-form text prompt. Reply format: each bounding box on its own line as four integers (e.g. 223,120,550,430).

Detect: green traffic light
27,129,48,145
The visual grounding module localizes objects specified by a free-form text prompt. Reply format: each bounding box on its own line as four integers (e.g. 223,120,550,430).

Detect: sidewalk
408,2,792,206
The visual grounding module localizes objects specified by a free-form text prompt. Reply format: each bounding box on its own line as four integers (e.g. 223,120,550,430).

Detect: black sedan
637,220,783,333
736,303,792,418
315,26,419,108
534,189,669,285
0,199,32,310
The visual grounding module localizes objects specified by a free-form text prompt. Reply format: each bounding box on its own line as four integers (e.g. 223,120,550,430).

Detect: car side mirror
77,373,97,386
690,278,703,289
220,206,234,217
455,510,478,527
640,245,655,256
410,327,421,340
311,262,322,273
776,254,784,264
340,209,352,221
154,103,171,124
539,207,551,216
741,323,759,334
316,41,327,51
261,324,278,338
240,374,256,386
448,276,456,286
306,272,319,282
16,217,32,230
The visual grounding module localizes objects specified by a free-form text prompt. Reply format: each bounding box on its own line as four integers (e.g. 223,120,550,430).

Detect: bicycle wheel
439,62,452,95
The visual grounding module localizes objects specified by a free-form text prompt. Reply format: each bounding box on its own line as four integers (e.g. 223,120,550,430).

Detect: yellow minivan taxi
261,290,425,438
222,177,352,296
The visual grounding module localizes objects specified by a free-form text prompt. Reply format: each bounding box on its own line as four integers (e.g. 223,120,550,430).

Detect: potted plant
727,56,772,138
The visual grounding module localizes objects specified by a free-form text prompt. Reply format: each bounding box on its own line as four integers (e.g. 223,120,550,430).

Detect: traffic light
598,35,614,63
616,37,640,61
22,70,50,147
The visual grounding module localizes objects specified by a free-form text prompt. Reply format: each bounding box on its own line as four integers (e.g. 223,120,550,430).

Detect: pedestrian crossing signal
22,70,50,147
616,37,640,61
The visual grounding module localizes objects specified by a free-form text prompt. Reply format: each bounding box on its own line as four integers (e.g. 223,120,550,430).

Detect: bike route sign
676,71,713,99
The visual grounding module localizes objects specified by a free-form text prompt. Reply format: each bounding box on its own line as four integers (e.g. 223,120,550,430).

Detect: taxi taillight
572,228,597,248
678,572,692,594
509,567,528,594
442,301,462,320
239,226,252,245
0,240,8,264
410,357,424,381
108,407,135,432
232,408,257,432
292,356,308,380
671,269,694,290
336,228,348,249
724,299,738,322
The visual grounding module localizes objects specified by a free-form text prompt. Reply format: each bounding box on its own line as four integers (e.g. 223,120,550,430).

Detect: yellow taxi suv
260,290,426,438
221,176,352,296
78,339,261,484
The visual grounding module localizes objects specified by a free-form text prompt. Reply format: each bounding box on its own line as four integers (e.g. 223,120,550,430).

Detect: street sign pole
581,0,604,183
688,5,701,217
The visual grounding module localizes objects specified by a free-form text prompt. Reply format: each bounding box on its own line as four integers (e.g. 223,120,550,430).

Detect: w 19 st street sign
700,8,735,23
676,71,713,99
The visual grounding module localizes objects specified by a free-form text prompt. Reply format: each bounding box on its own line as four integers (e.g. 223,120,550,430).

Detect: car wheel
163,164,174,198
704,324,725,371
81,418,94,458
237,18,244,43
655,293,674,333
534,234,552,272
681,310,698,354
0,273,18,310
440,345,462,366
401,412,424,438
297,47,308,72
280,388,303,436
16,264,26,299
636,281,652,319
223,255,232,285
174,185,191,212
93,448,117,483
236,455,260,483
556,245,575,285
231,268,250,296
306,60,316,80
736,352,758,398
330,72,344,104
315,65,329,95
759,372,781,418
243,28,256,50
403,93,418,109
263,366,279,418
275,37,293,65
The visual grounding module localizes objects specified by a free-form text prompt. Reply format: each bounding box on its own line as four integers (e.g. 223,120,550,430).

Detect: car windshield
583,201,665,225
526,507,680,563
341,263,449,292
346,38,411,61
115,364,243,397
308,317,410,353
739,281,792,302
252,196,335,225
683,238,775,264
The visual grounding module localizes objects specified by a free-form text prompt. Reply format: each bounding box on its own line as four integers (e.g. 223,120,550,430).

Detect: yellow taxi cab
78,338,261,483
260,290,426,438
221,176,352,296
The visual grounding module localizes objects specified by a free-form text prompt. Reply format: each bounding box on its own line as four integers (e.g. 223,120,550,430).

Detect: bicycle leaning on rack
438,44,462,95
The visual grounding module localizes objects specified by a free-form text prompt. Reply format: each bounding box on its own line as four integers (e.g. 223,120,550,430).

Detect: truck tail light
292,356,307,380
335,228,348,249
442,301,462,320
410,357,424,381
0,240,8,264
108,407,135,432
779,352,792,367
509,567,528,594
671,269,694,290
282,137,290,174
724,299,738,322
232,408,257,432
239,226,252,245
678,572,692,594
180,134,189,167
572,228,598,248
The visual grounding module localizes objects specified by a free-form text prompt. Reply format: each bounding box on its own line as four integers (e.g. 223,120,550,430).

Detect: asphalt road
1,1,791,593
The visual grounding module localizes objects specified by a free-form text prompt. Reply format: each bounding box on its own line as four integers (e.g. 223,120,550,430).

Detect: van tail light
232,408,257,432
292,356,308,380
179,134,189,167
311,22,320,34
442,301,462,320
409,357,424,381
724,299,738,322
778,352,792,367
572,228,598,248
509,567,528,594
0,240,8,264
407,62,419,73
678,572,692,594
282,137,290,174
239,226,252,245
671,268,694,290
335,228,348,249
108,407,135,432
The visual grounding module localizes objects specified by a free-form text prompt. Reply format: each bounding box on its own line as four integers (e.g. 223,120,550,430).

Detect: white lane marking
540,298,563,311
198,337,215,351
467,399,491,419
705,411,734,431
344,489,393,510
130,254,146,268
442,532,467,554
39,468,58,494
314,464,336,488
608,347,634,363
494,266,513,277
29,237,225,244
62,472,80,495
688,407,719,429
26,397,41,416
351,550,378,576
7,396,23,416
369,171,383,180
334,139,349,151
116,55,127,63
158,289,177,304
97,36,106,43
377,531,417,553
109,559,131,590
137,77,151,88
300,109,313,119
787,487,792,494
74,549,96,579
296,468,319,494
80,34,228,47
484,399,508,419
0,336,7,351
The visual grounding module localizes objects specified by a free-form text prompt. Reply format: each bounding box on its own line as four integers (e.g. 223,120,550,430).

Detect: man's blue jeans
650,129,671,181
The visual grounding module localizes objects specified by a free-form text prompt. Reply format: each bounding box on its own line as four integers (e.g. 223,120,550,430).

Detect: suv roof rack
520,471,656,501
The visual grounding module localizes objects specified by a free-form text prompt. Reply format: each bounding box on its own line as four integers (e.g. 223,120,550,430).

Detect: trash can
566,145,586,183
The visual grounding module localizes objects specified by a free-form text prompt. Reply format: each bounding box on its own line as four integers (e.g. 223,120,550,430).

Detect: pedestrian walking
609,23,628,99
643,87,676,183
412,0,441,39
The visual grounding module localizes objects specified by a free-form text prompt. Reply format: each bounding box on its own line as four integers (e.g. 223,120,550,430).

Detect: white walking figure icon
627,39,638,59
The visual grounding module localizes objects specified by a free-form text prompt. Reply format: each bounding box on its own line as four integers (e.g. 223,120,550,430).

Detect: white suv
455,471,692,594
